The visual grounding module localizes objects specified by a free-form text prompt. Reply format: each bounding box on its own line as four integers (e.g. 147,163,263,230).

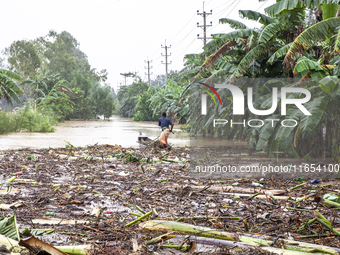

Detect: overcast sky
1,0,276,92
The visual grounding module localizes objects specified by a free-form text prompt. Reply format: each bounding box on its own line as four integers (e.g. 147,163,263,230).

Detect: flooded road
0,115,246,150
0,116,180,150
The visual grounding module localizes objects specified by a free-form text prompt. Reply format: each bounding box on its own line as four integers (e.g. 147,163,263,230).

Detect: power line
168,13,197,42
209,0,237,22
222,0,241,20
170,24,198,50
154,0,235,73
171,37,198,61
171,0,235,60
256,0,269,11
142,0,261,80
211,0,234,10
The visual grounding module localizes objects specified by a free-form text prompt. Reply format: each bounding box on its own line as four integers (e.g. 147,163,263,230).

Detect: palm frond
267,42,293,64
202,29,255,56
184,54,204,66
35,88,46,97
0,69,23,81
322,3,339,20
239,10,276,25
259,23,284,43
204,69,232,84
219,18,247,29
334,26,340,53
179,66,200,83
0,73,23,106
294,56,327,73
300,96,329,133
215,58,237,72
198,41,234,73
202,39,224,56
265,0,340,17
235,43,274,75
283,17,340,70
218,29,256,43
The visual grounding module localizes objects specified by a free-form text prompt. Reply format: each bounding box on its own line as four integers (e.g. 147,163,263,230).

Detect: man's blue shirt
158,117,172,129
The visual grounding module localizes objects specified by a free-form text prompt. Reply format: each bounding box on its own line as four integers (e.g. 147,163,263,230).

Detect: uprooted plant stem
0,144,340,254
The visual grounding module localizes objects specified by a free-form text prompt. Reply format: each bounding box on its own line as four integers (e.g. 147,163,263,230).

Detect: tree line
0,30,115,128
2,0,340,162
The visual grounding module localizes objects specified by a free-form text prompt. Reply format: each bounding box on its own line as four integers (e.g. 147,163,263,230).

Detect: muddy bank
0,143,340,254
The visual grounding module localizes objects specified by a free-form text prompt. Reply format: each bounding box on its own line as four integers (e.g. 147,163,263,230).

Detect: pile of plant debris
0,142,340,254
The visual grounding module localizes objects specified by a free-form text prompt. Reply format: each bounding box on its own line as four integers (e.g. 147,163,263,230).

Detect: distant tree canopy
118,82,149,118
115,71,184,122
2,30,114,120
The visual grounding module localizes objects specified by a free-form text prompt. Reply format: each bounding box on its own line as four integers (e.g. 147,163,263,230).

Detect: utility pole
144,59,153,85
197,2,212,46
161,40,172,82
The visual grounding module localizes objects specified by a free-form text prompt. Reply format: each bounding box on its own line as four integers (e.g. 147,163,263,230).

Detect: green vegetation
115,1,340,162
115,72,189,123
1,30,115,125
116,80,158,121
177,1,340,162
2,1,340,162
0,105,57,134
0,69,23,105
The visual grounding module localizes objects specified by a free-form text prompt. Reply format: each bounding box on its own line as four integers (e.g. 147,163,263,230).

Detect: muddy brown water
0,115,330,178
0,115,247,150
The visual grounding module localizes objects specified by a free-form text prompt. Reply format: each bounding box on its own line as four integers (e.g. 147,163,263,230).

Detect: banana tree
149,77,189,124
0,69,23,106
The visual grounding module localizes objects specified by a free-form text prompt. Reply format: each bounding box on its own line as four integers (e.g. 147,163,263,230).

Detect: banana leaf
323,193,340,203
19,228,55,236
0,215,20,241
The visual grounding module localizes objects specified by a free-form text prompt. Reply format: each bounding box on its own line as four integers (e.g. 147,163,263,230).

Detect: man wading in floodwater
158,112,174,148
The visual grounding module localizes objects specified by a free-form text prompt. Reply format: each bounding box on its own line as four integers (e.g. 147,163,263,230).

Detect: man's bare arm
170,123,174,132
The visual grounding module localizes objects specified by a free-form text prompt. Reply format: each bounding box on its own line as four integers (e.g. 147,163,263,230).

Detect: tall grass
0,105,58,134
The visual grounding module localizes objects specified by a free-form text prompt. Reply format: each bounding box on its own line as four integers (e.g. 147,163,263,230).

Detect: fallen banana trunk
323,199,340,208
55,245,94,255
31,218,89,225
0,234,23,253
126,211,152,227
171,236,320,255
157,216,240,221
167,184,285,195
219,192,291,200
239,235,340,254
139,220,236,241
0,201,25,210
140,221,340,254
170,235,255,249
19,236,68,255
161,158,186,163
19,236,94,255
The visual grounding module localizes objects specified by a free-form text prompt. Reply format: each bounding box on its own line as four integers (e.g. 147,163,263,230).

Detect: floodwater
0,115,246,150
